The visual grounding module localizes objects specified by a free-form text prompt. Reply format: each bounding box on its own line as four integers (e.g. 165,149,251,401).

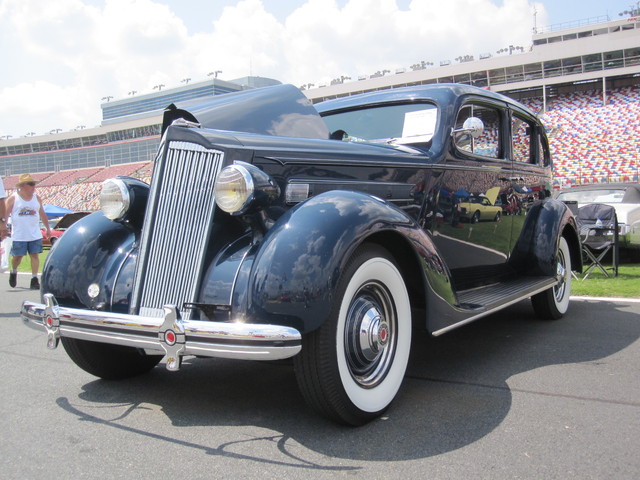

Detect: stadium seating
86,162,147,183
2,172,53,189
520,86,640,187
38,167,104,187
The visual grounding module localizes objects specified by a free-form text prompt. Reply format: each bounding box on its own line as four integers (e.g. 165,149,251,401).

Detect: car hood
485,186,500,205
162,84,329,140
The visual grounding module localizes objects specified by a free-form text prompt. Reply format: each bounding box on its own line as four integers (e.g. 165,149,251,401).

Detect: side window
538,133,551,167
511,114,534,163
454,104,502,158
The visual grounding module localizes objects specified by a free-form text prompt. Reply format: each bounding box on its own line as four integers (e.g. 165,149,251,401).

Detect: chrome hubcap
344,282,396,388
554,248,567,301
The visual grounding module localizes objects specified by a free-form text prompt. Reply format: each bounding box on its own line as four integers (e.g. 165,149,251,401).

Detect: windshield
322,103,437,145
557,188,626,204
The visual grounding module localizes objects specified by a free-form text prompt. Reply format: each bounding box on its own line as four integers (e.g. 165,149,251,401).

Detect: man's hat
16,173,38,186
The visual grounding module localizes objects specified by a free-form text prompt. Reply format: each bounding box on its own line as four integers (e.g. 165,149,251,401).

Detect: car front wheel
61,337,163,380
294,244,412,425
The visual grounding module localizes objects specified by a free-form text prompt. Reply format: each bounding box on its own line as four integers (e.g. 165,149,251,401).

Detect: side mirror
452,117,484,138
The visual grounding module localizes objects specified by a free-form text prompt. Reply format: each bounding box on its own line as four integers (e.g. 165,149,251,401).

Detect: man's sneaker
9,272,17,288
30,277,40,290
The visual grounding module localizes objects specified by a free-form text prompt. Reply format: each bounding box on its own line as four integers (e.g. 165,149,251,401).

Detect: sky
0,0,634,139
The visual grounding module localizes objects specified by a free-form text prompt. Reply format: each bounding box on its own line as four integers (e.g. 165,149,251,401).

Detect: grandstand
526,85,640,186
2,162,151,212
0,15,638,212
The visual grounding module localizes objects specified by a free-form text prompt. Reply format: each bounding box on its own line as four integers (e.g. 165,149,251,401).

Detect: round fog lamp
100,179,130,220
214,165,254,214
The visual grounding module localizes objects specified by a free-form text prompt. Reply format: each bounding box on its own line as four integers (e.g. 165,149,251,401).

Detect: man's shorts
10,239,43,256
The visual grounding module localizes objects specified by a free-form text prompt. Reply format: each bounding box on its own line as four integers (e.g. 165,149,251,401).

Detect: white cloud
0,0,547,138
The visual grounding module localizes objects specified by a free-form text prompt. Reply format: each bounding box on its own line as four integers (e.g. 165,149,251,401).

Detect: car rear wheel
61,337,163,380
294,244,411,425
531,236,572,320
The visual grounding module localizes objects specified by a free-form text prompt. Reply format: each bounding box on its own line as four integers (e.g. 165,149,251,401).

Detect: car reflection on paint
458,188,502,223
41,212,91,247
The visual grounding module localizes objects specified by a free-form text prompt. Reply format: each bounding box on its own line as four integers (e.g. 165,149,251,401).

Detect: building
302,16,640,107
101,76,281,125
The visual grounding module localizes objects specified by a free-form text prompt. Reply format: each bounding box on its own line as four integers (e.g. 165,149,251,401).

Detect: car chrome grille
132,140,224,320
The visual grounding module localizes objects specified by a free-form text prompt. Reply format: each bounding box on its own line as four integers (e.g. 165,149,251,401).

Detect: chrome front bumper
21,294,302,371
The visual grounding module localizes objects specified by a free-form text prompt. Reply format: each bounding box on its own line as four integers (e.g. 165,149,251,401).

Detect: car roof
315,83,537,117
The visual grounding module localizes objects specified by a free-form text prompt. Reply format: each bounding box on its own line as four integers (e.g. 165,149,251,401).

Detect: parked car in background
22,83,581,426
458,191,503,222
41,212,91,247
555,183,640,250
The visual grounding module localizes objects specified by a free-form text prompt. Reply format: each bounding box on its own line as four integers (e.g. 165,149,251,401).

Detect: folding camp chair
576,203,619,279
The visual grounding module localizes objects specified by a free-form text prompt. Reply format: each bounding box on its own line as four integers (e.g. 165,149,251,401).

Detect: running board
433,276,557,336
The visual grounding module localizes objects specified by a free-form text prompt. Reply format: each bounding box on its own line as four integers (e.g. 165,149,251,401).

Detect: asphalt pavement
1,278,639,479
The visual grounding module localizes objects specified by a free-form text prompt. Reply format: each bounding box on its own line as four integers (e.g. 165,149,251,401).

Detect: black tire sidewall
295,244,411,425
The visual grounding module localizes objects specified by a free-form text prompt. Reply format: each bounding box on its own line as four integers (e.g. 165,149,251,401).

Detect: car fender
237,190,452,334
41,212,136,313
509,198,581,275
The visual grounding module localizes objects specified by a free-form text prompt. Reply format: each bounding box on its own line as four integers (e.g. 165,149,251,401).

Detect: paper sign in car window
401,109,437,141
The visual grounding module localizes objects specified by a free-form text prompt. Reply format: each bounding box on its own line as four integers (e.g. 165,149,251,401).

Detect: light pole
153,84,165,92
128,90,137,96
208,70,222,79
411,61,433,71
181,78,191,85
497,45,524,55
330,75,351,85
101,95,113,102
619,2,640,17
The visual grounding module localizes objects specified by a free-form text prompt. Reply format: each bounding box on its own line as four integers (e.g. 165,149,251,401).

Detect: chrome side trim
21,294,301,367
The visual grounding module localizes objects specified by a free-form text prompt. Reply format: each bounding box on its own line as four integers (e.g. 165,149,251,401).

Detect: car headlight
100,178,130,220
214,164,254,214
214,162,280,215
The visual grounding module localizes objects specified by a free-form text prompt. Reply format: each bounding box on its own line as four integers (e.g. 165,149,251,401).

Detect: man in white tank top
0,177,7,272
0,177,7,240
6,174,51,289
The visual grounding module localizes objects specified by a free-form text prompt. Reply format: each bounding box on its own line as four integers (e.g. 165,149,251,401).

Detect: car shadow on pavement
57,298,639,463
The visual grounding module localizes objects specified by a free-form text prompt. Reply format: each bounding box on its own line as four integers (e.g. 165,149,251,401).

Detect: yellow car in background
459,189,502,223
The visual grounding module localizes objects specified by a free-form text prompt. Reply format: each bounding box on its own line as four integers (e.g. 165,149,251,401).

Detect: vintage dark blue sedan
21,83,581,425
